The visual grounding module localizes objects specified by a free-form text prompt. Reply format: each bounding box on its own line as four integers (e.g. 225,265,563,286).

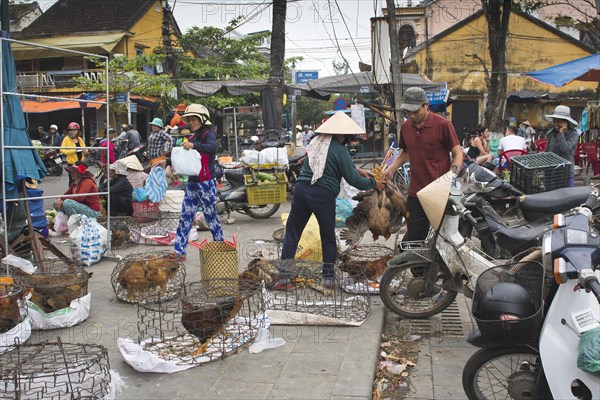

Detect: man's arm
450,145,464,174
384,148,409,181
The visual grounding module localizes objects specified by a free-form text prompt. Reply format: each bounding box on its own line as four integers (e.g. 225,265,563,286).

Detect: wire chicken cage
336,244,394,294
0,280,25,336
98,216,139,255
111,250,186,304
252,259,370,326
129,211,181,246
0,339,111,399
134,278,265,366
12,260,90,315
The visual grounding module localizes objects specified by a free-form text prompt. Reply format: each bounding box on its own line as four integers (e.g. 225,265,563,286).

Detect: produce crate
510,152,570,194
244,171,287,205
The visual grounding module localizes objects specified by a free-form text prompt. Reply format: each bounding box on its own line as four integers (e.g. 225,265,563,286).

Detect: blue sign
426,83,448,112
333,98,347,111
114,93,128,103
130,103,138,113
295,70,318,84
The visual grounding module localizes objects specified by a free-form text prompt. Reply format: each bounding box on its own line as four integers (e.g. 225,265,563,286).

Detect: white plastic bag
171,147,201,176
68,215,108,266
54,211,68,233
258,147,289,166
1,255,36,274
241,150,260,165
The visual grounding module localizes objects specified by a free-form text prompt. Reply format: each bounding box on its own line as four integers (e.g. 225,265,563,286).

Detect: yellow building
404,9,597,132
10,0,185,140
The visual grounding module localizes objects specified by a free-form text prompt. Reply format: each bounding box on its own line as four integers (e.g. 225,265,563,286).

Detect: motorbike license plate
54,158,62,164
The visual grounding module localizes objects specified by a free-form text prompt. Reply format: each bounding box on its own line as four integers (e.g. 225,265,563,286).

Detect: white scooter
462,187,600,399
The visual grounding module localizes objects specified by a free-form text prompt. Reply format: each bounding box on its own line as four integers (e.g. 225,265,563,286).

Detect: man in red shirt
385,87,463,242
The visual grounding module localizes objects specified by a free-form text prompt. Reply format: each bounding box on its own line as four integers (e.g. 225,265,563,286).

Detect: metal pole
0,35,8,265
290,63,297,153
233,107,239,161
1,0,9,33
127,91,132,125
81,108,86,145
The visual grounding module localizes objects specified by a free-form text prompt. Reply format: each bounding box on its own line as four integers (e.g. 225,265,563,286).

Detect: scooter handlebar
579,269,600,304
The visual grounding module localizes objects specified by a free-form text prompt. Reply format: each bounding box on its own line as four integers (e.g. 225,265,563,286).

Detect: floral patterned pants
174,179,224,255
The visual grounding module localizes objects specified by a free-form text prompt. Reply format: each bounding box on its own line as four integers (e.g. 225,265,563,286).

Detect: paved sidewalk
25,193,385,400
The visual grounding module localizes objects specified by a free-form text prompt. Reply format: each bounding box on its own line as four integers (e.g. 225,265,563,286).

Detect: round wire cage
258,259,371,325
111,251,186,304
97,216,140,253
136,278,264,365
337,244,395,294
0,340,111,399
130,211,181,245
0,281,26,335
12,260,90,314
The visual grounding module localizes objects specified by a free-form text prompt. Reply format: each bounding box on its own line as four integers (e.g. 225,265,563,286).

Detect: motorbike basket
471,261,545,346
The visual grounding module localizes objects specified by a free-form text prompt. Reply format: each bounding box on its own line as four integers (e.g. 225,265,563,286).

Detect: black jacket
99,175,133,216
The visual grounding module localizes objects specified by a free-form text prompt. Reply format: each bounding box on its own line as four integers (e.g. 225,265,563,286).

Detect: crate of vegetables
244,170,287,205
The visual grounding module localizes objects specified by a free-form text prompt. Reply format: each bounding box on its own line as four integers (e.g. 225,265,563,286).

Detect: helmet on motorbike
181,104,212,126
67,122,80,130
475,282,536,321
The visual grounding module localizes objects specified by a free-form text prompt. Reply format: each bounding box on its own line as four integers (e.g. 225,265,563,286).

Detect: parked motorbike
286,152,305,194
380,178,503,319
217,165,281,221
42,149,63,176
461,164,592,258
462,186,600,400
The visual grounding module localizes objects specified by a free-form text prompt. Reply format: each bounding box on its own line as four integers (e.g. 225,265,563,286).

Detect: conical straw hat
416,171,453,230
315,111,365,135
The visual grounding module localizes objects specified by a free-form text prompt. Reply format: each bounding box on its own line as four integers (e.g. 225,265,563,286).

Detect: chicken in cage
111,250,186,304
0,278,30,350
337,244,394,294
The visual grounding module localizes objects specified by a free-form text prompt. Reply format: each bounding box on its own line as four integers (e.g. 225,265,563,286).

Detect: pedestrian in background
100,128,116,165
280,112,385,290
498,126,527,154
384,87,463,243
302,125,314,146
49,124,63,147
60,122,87,166
146,117,172,166
467,125,493,166
544,105,579,187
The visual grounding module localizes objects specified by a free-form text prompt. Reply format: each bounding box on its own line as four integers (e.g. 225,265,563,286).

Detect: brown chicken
25,273,84,313
180,293,243,355
0,284,21,333
338,254,392,281
340,182,407,246
117,257,179,300
239,258,279,287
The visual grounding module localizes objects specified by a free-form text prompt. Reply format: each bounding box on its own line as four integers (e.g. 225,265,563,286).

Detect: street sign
426,83,448,112
333,98,347,111
130,103,138,113
295,70,318,84
114,93,127,103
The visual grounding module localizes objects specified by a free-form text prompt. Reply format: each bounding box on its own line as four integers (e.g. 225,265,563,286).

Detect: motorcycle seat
288,154,304,163
495,221,549,256
519,186,591,221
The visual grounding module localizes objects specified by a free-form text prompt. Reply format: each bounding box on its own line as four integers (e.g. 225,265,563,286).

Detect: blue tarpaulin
1,35,46,198
525,53,600,87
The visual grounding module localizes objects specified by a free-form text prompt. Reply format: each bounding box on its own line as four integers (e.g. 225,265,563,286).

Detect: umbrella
1,37,46,199
524,53,600,87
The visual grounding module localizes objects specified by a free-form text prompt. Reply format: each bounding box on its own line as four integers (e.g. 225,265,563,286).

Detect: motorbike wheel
462,346,541,400
379,261,457,319
243,203,280,219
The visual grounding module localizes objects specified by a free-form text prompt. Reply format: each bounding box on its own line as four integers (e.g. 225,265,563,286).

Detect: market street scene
0,0,599,399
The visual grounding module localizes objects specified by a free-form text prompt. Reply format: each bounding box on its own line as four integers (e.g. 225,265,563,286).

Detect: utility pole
290,62,297,151
268,0,287,131
1,0,9,33
162,0,175,76
385,0,404,140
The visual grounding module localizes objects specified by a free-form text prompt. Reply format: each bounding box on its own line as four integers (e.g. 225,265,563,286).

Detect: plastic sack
577,327,600,377
145,166,168,203
27,293,91,330
281,213,322,261
159,190,185,213
54,211,68,233
241,150,259,165
258,147,289,166
68,215,108,266
1,255,36,275
335,198,354,228
171,147,201,176
132,187,149,202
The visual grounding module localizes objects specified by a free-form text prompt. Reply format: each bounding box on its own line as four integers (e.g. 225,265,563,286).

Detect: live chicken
340,182,407,246
180,293,243,355
117,257,179,300
338,254,392,281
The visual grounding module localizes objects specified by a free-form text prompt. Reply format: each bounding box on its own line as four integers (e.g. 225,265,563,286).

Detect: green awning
12,32,127,60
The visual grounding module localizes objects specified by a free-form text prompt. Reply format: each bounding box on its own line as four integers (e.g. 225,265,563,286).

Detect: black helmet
475,282,536,321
